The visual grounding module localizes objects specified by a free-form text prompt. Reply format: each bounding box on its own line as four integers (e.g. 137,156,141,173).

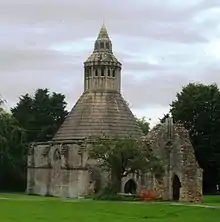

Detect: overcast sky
0,0,220,127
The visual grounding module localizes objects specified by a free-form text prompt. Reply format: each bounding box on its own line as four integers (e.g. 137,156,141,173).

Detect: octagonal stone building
27,24,203,202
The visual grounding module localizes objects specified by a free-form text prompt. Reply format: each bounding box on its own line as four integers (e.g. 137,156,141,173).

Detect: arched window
112,69,116,77
95,69,98,77
101,68,105,77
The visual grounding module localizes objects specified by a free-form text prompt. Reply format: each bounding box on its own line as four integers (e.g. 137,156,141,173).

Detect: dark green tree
0,110,27,191
89,136,163,193
136,116,150,135
11,88,68,142
170,83,220,193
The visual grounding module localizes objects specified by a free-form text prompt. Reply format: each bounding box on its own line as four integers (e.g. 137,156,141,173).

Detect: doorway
172,174,181,201
124,179,137,194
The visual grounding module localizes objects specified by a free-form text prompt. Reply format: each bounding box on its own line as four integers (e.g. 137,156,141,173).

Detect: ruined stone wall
174,125,203,203
144,121,203,203
27,143,51,196
27,141,94,198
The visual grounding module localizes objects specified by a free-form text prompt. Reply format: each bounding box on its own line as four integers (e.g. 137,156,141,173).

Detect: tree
0,97,5,113
0,111,27,191
170,83,220,193
136,116,150,135
89,136,163,193
11,88,68,142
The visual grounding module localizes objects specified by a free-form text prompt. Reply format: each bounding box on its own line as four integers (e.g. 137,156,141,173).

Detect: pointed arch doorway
124,179,137,194
172,174,181,201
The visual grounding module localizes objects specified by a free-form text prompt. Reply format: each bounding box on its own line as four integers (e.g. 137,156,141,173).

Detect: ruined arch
124,179,137,194
172,174,181,201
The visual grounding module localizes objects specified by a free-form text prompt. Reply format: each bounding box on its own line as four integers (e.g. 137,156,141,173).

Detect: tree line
0,83,220,193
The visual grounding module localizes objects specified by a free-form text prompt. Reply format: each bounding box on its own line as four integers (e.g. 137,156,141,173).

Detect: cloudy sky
0,0,220,127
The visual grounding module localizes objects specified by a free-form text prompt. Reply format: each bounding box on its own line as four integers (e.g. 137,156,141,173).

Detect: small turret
84,24,121,92
94,23,112,53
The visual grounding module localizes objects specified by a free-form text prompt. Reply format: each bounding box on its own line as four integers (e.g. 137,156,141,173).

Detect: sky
0,0,220,127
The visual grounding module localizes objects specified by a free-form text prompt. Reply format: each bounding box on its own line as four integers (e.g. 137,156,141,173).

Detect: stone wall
144,119,203,203
27,140,94,198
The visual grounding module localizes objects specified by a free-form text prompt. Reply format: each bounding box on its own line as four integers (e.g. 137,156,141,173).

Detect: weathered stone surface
143,118,203,203
53,91,143,141
27,25,202,203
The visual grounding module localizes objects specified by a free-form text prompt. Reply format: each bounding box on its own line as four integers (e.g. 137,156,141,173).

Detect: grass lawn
0,193,220,222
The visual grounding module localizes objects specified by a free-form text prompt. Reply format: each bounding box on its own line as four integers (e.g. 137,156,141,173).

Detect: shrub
140,188,156,201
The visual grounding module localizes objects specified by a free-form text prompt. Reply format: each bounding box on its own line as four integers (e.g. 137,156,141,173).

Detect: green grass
203,195,220,205
0,193,220,222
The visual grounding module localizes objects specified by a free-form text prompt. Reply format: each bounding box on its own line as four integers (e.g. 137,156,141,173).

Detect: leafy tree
0,110,27,191
136,116,150,135
11,88,68,142
0,97,5,113
89,136,163,193
170,83,220,193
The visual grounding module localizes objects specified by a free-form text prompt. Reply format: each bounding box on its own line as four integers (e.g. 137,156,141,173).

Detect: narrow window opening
101,69,105,77
95,69,98,77
108,69,111,77
112,70,116,77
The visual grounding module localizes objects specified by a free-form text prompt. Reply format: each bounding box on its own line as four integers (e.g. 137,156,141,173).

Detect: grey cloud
121,67,220,109
0,0,216,24
121,72,189,108
0,0,220,119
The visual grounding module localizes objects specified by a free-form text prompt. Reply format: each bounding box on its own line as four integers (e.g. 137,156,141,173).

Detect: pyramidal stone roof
52,91,143,141
52,24,143,141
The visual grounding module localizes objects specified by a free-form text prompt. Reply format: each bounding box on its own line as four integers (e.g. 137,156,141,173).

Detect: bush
92,185,121,201
140,189,156,201
92,184,141,201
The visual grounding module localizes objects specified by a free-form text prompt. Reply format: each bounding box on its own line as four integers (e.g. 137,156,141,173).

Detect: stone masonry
27,24,143,198
144,117,203,203
27,24,202,202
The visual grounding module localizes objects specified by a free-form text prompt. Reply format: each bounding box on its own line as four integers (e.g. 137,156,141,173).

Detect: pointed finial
97,22,109,40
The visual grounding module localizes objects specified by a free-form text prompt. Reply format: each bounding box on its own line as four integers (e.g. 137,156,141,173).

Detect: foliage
170,83,220,193
92,188,140,201
89,136,164,193
0,111,27,191
136,116,150,135
0,89,68,191
0,97,5,113
11,88,68,142
92,184,123,201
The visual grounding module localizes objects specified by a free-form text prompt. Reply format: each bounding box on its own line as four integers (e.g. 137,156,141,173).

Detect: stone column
46,144,52,196
27,143,35,194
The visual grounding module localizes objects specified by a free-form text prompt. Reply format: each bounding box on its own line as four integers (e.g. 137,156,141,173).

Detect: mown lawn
0,193,220,222
203,195,220,205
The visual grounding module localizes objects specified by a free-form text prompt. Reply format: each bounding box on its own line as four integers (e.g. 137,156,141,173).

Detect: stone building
143,117,203,203
27,24,143,198
27,24,202,202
